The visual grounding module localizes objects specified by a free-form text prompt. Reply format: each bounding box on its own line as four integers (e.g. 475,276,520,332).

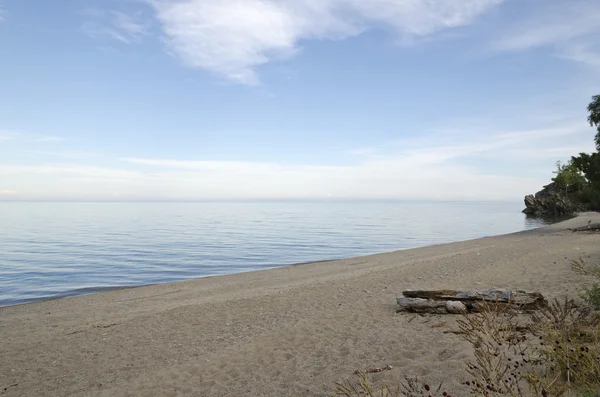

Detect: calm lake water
0,201,558,307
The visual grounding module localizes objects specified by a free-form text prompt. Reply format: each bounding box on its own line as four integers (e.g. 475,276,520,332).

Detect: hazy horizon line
0,198,521,204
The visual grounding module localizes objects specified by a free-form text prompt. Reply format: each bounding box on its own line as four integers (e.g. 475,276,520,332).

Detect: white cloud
1,122,592,201
0,131,65,144
0,164,139,179
493,0,600,67
350,124,588,163
0,8,5,22
31,135,64,143
25,149,100,160
123,125,583,173
83,10,149,44
148,0,503,84
559,43,600,67
0,130,19,142
0,159,535,201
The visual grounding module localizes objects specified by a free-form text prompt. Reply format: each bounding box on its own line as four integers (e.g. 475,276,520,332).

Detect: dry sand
1,213,600,397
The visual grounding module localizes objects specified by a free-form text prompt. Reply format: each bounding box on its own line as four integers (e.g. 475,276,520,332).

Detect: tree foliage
588,94,600,150
533,96,600,209
571,152,600,184
543,96,600,209
552,160,586,193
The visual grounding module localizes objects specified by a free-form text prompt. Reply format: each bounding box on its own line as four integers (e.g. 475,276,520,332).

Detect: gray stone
522,184,587,216
446,301,467,314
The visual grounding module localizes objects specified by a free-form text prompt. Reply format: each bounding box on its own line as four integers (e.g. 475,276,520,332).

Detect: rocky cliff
522,183,588,216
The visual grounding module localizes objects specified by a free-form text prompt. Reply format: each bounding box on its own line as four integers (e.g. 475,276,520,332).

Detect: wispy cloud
0,7,5,22
31,135,64,143
126,125,574,172
350,124,587,162
558,43,600,67
493,0,600,67
24,149,101,160
0,130,65,144
111,124,589,200
83,10,149,44
0,190,17,196
0,159,535,201
1,121,593,201
0,130,17,142
123,158,281,172
0,164,140,179
147,0,503,84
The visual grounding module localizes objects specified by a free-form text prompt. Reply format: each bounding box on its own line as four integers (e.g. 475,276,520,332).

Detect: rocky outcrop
523,183,587,216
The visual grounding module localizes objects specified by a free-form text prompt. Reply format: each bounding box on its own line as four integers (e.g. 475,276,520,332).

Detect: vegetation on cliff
524,96,600,215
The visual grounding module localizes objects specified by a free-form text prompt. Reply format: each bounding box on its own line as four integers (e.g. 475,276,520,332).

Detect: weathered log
396,297,448,314
569,222,600,232
397,289,548,314
396,298,469,314
402,289,547,310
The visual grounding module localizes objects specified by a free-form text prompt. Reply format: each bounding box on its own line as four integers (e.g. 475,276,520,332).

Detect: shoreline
1,212,599,396
1,213,574,309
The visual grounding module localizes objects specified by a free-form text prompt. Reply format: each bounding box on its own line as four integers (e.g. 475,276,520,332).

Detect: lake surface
0,201,558,307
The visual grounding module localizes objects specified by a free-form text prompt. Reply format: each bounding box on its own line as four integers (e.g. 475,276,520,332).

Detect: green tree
552,160,586,194
588,94,600,150
569,152,600,208
571,152,600,184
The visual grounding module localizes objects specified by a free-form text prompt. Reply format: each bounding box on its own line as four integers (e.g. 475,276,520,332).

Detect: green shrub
582,283,600,311
581,185,600,209
571,257,600,310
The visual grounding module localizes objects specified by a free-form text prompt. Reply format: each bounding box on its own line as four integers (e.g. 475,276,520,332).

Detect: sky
0,0,599,201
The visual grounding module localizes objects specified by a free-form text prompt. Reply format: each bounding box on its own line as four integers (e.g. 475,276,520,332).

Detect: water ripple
0,201,557,306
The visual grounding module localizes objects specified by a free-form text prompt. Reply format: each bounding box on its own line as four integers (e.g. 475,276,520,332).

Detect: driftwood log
396,288,547,314
569,221,600,232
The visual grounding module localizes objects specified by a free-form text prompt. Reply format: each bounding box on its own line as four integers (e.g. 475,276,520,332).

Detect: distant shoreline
0,198,523,203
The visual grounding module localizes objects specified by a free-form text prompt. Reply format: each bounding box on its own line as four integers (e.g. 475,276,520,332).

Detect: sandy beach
1,213,599,397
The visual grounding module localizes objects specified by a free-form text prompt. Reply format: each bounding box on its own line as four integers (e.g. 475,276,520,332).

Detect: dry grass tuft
334,258,600,396
457,297,600,396
456,300,532,396
530,298,600,395
334,374,447,397
571,256,600,311
334,371,401,397
570,257,600,279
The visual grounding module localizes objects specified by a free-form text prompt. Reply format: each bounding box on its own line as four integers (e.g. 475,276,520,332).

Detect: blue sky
0,0,598,201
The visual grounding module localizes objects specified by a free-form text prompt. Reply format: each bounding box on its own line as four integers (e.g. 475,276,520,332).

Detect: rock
534,186,556,199
522,184,587,216
446,301,467,314
523,194,537,213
